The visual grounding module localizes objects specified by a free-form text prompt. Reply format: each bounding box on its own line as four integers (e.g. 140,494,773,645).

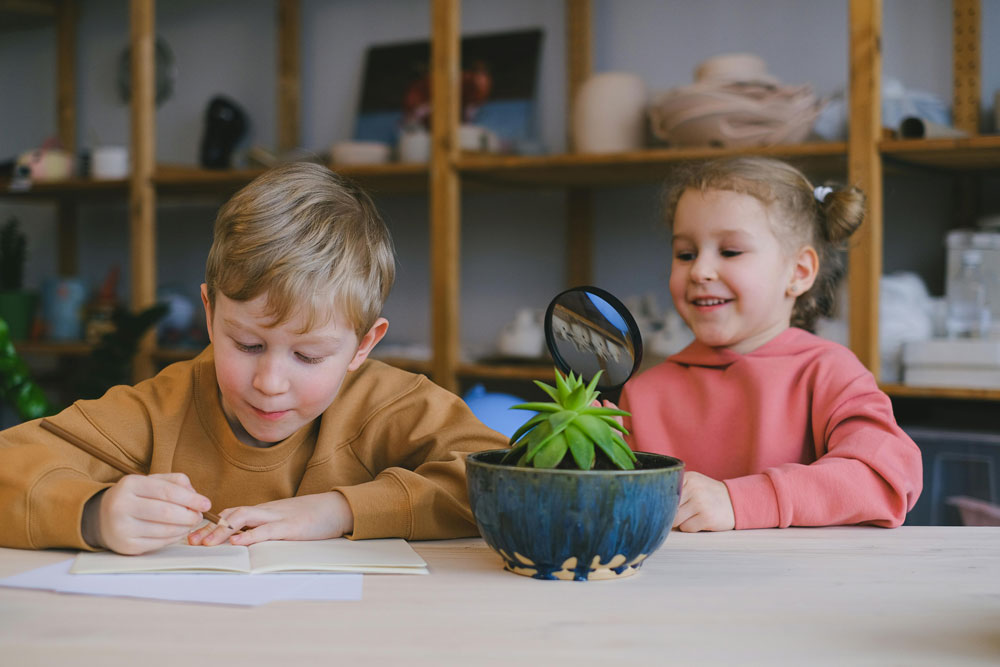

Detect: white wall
1,0,997,355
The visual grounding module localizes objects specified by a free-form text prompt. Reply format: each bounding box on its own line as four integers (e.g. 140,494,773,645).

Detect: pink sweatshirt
619,328,922,529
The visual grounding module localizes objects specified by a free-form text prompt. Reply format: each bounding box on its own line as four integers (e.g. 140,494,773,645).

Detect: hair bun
820,185,865,243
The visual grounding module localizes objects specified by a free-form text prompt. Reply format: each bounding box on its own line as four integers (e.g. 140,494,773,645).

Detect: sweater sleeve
0,396,153,550
333,377,508,540
725,363,923,530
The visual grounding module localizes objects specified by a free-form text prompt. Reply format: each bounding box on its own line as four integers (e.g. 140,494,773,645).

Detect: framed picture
354,28,543,154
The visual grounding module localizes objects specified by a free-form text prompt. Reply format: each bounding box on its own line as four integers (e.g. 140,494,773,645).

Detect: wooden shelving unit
881,135,1000,170
457,142,847,189
3,0,997,403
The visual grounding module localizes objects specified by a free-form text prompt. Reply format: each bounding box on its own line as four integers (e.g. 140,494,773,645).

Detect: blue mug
42,277,87,341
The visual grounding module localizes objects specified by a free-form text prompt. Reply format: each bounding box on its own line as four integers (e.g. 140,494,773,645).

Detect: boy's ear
347,317,389,371
200,283,214,344
787,246,819,297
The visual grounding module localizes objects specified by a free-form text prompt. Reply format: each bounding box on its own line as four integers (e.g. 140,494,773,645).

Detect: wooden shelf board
880,135,1000,170
14,340,93,357
457,362,554,381
881,383,1000,401
457,142,847,188
154,163,428,197
0,178,128,201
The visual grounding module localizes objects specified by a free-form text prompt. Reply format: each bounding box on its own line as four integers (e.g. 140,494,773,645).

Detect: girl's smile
669,188,816,354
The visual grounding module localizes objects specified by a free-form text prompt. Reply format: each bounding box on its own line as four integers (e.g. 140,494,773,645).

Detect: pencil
39,418,232,530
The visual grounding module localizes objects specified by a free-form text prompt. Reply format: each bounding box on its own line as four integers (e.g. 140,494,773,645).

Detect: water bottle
946,249,991,338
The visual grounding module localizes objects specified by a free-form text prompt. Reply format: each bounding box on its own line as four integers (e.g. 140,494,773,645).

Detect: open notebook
71,537,428,575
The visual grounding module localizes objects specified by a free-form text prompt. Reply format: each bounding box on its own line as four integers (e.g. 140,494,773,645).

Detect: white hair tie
814,186,833,203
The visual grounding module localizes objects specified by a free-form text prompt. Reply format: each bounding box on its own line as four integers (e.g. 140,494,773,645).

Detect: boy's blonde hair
662,156,865,332
204,162,395,339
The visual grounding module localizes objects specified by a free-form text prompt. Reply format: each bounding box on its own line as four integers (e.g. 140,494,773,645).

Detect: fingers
99,474,214,555
141,474,212,514
229,522,285,547
190,506,279,546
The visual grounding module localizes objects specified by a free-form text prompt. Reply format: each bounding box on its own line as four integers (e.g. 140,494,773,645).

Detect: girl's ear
347,317,389,371
787,246,819,297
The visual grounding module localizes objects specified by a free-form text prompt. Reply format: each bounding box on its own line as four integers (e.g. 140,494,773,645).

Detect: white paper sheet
0,558,363,606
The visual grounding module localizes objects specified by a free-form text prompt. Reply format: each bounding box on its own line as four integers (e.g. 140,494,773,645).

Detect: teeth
694,298,726,306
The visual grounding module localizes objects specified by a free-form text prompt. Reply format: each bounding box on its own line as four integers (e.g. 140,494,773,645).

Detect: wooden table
1,527,998,665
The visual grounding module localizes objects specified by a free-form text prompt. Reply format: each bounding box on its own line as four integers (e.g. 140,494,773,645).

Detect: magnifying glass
543,286,643,394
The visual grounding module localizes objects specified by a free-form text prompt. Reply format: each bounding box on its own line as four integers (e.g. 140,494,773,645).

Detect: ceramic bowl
466,449,684,581
330,141,390,165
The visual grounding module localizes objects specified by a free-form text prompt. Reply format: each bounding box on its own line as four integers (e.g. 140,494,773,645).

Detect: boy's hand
85,473,211,555
673,471,736,532
187,491,355,547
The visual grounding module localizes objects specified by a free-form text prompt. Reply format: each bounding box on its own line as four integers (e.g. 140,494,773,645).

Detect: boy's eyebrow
222,317,344,346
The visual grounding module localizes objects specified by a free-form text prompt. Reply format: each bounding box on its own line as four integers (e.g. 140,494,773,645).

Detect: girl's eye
721,249,743,258
296,353,325,364
674,251,695,261
234,341,261,353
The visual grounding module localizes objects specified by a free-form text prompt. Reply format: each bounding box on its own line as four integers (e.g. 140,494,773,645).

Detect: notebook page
247,538,428,574
71,542,251,574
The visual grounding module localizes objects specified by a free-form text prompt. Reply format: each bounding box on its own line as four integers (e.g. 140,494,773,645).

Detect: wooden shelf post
56,0,78,277
847,0,883,379
952,0,981,135
277,0,300,152
565,0,593,288
129,0,157,381
430,0,461,392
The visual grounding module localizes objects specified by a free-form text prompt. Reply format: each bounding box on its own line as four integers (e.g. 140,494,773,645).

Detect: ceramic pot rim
466,449,684,476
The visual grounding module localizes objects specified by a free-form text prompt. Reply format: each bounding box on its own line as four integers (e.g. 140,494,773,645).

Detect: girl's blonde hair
204,162,395,339
662,157,865,331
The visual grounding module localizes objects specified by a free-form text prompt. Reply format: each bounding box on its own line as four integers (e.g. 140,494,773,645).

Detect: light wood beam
277,0,300,152
952,0,981,135
847,0,882,378
56,0,78,277
565,0,593,287
129,0,157,380
430,0,460,392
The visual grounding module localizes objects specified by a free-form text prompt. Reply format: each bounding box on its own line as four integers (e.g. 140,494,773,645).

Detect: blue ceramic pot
466,449,684,581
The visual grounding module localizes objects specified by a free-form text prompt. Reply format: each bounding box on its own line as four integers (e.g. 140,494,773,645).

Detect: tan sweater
0,347,507,550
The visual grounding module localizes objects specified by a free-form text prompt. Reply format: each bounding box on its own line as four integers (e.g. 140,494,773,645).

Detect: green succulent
502,368,636,470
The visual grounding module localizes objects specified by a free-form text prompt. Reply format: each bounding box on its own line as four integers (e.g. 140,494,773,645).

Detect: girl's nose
253,355,290,395
689,255,717,282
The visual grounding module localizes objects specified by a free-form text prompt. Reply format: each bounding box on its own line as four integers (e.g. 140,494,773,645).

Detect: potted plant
0,217,38,341
0,317,54,421
466,368,684,581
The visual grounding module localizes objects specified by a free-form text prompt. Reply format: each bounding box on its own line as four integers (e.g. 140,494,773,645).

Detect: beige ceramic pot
572,72,647,153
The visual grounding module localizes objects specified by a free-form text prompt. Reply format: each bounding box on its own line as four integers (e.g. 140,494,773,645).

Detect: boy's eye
720,249,743,258
295,353,325,364
674,250,695,261
234,341,262,353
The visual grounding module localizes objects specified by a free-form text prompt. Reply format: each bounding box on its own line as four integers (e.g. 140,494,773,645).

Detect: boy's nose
252,356,290,395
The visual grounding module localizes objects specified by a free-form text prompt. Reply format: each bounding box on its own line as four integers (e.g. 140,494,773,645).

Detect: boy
0,162,507,555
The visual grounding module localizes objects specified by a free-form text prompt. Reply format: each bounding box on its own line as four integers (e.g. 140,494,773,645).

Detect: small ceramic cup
92,146,130,179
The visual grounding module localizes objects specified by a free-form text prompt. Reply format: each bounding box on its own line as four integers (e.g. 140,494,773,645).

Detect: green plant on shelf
0,318,55,421
502,368,635,470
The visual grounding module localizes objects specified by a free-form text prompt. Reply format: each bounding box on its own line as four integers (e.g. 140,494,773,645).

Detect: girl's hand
594,399,624,428
86,473,211,555
673,471,736,532
187,492,355,547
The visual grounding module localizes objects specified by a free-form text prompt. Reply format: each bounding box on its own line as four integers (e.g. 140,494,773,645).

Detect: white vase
572,72,647,153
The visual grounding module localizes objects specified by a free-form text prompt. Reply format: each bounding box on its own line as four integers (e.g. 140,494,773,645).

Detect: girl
619,157,922,533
